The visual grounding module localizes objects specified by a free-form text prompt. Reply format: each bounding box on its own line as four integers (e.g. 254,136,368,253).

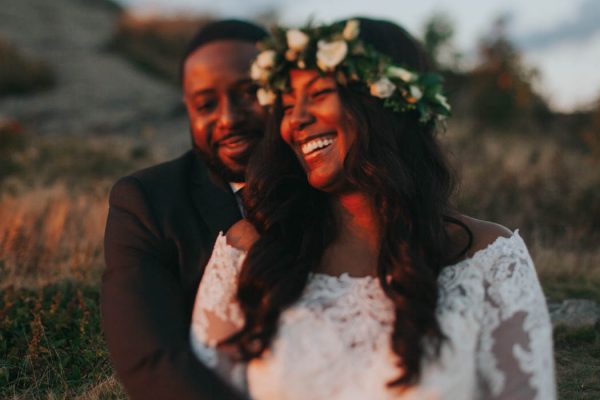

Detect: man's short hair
180,19,268,84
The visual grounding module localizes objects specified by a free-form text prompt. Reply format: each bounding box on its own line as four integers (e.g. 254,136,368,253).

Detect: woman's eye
312,88,335,99
282,104,294,114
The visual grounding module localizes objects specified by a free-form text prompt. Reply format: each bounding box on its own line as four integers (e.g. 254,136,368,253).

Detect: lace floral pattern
190,231,556,400
189,236,247,390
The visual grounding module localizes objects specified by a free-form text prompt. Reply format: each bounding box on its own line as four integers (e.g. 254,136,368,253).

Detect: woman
190,18,556,399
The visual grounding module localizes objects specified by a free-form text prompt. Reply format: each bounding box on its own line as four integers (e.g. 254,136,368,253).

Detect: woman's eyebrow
304,75,322,89
283,75,324,99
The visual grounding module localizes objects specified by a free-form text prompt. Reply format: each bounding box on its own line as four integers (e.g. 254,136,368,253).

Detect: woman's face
280,69,357,193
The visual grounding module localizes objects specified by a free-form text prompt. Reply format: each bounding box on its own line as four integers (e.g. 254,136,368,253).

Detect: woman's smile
300,133,336,157
280,70,356,192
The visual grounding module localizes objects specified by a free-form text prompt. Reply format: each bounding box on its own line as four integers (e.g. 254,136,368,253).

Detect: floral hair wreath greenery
250,19,451,124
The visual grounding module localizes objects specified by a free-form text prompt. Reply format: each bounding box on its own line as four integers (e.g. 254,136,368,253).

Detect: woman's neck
315,192,381,277
332,192,380,249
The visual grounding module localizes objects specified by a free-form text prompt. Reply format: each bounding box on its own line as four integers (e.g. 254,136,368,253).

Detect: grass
0,185,108,288
0,283,124,399
0,124,599,398
444,126,600,303
0,128,154,399
0,128,153,193
554,325,600,399
0,125,156,288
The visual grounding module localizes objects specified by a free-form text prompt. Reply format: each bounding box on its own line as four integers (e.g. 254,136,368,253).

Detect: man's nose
217,97,242,130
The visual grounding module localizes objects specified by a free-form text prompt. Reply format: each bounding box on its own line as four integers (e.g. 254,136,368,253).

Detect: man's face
183,40,266,182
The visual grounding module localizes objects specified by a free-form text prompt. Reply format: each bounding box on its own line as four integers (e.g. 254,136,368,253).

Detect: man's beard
192,144,246,183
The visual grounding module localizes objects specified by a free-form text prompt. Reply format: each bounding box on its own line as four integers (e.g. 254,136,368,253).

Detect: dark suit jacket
102,150,244,399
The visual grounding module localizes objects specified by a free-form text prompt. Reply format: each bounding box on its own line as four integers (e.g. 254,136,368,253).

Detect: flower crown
250,20,451,124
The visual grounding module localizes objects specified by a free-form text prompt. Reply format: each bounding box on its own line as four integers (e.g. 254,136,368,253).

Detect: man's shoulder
109,151,197,206
129,151,195,184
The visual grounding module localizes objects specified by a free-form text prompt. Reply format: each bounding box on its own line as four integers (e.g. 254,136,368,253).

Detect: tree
469,15,549,127
422,12,460,71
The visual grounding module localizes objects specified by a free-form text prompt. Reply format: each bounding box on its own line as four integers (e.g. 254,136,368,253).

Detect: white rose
286,29,309,52
409,85,423,101
316,40,348,71
370,77,396,98
256,88,276,106
342,19,360,41
386,66,416,82
256,50,276,69
435,93,451,111
250,62,269,82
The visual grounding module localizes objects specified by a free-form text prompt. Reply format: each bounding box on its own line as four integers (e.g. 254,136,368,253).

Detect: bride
189,17,556,399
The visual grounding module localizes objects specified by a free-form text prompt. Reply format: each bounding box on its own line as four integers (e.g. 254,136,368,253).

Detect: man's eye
239,85,258,100
246,85,259,95
195,100,216,112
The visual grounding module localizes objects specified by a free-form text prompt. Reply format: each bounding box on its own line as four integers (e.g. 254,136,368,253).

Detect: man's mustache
213,129,262,147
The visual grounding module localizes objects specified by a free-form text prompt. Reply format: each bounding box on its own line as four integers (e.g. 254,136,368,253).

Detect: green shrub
0,282,124,398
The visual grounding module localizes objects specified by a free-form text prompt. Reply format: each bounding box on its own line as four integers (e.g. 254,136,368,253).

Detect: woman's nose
288,99,313,131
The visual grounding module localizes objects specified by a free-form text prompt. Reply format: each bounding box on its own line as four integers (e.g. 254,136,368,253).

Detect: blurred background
1,0,598,398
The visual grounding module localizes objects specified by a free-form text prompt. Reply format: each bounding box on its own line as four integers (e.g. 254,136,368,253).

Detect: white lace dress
190,231,556,400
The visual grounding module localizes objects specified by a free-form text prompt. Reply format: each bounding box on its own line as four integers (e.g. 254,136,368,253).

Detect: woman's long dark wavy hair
223,17,470,388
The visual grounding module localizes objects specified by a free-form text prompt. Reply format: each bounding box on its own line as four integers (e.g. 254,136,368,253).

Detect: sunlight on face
183,40,266,181
278,69,357,193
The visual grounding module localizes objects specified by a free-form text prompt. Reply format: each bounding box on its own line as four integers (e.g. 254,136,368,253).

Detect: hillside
0,0,189,155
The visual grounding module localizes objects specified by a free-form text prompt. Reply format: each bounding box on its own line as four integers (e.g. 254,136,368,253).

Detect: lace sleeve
190,232,248,392
476,232,556,400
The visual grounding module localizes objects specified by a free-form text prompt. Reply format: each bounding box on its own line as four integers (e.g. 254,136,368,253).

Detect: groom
102,20,267,399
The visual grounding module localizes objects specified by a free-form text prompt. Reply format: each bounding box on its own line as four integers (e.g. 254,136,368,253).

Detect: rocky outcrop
549,299,600,329
0,0,188,156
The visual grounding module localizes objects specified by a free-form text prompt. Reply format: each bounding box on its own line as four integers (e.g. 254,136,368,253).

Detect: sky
117,0,600,112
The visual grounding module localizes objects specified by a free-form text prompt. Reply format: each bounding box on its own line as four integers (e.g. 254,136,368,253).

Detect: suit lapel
189,153,242,238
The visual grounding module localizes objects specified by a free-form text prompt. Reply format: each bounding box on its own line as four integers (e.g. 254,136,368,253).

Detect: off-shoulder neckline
215,230,523,282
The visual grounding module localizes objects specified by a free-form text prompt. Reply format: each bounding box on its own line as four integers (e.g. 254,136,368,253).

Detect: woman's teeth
301,137,335,155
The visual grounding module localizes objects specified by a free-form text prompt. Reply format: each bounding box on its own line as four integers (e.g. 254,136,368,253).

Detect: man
102,20,267,399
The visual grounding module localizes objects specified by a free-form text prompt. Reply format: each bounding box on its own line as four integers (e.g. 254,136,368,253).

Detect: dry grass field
0,130,149,399
445,126,600,302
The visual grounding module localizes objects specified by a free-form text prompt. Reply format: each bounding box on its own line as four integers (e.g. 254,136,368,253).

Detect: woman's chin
307,173,348,194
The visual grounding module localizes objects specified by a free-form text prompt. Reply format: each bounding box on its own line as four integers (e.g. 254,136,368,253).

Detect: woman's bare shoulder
450,214,513,259
225,219,260,252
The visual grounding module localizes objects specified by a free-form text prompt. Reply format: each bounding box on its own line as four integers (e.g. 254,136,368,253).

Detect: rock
549,299,600,328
